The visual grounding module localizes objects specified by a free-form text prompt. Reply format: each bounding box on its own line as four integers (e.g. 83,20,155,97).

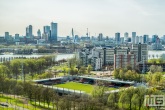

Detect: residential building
114,53,136,69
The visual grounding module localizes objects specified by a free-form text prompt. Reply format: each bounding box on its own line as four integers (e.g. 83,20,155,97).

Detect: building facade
50,22,58,43
114,54,136,69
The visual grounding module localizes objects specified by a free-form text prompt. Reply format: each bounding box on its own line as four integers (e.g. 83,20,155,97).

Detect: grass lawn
55,82,94,93
0,95,44,110
54,82,118,94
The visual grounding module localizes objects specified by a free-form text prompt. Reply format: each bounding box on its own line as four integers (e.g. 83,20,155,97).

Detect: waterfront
0,50,164,62
148,50,165,59
0,53,75,62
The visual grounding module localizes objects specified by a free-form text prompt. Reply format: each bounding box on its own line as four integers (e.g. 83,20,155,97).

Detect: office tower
5,32,9,40
29,25,32,37
124,32,128,42
37,29,41,39
74,35,79,42
135,36,139,44
132,32,136,44
15,34,19,39
26,27,29,36
120,37,124,44
26,25,33,39
115,32,120,44
98,33,103,41
43,26,50,34
106,36,109,40
152,35,158,43
143,35,148,44
139,36,143,43
50,22,58,42
128,37,131,42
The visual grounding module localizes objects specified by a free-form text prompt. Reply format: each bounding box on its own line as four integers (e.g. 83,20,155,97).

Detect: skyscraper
115,32,120,44
50,22,58,42
143,35,148,44
152,35,158,43
124,32,128,42
135,36,139,44
132,32,136,44
26,25,33,39
37,29,41,39
98,33,103,41
43,26,50,34
139,36,143,43
15,34,19,39
5,32,9,40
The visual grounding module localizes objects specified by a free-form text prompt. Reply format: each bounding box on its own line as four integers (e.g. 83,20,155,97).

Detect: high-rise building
132,32,136,44
143,35,148,44
139,36,143,43
37,29,41,39
131,43,148,62
152,35,158,43
98,33,103,41
15,34,19,39
50,22,58,42
114,54,136,69
120,37,124,44
5,32,9,40
124,32,128,42
26,25,33,39
135,36,139,44
106,36,109,40
115,32,120,44
43,26,50,34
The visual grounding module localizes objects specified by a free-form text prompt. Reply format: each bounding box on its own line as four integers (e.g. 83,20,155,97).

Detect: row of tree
0,76,163,110
113,69,142,82
0,55,59,80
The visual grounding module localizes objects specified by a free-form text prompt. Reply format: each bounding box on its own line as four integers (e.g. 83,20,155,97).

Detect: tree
10,59,21,80
150,65,163,73
113,69,120,79
153,72,162,85
70,68,78,76
121,87,135,110
87,65,93,74
119,69,125,79
136,87,147,110
132,94,138,110
119,91,127,109
78,66,87,74
108,92,119,109
35,86,43,106
0,65,10,78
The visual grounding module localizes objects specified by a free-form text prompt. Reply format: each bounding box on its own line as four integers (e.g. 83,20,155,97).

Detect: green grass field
55,82,94,93
54,82,117,94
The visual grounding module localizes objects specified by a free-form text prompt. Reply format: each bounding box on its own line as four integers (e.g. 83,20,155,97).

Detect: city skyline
0,0,165,37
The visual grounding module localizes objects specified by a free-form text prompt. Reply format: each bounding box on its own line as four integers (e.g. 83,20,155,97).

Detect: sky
0,0,165,37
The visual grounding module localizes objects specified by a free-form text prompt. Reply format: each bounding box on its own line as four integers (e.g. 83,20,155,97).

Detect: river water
0,50,164,61
0,53,75,61
148,50,165,59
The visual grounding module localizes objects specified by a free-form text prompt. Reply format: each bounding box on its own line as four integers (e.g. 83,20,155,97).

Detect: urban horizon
0,0,165,37
1,22,165,38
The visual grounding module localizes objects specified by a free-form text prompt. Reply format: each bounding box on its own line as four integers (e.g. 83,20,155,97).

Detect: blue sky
0,0,165,37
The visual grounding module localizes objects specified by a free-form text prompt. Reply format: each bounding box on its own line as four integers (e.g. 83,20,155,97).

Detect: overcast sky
0,0,165,37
